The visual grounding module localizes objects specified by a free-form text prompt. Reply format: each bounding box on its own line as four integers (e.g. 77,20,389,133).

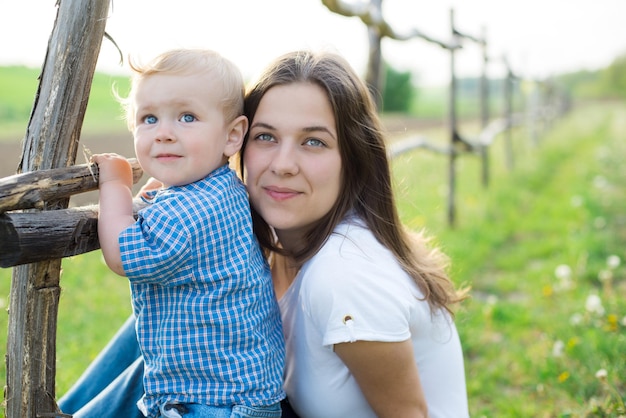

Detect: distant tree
601,53,626,99
381,64,415,113
556,70,602,98
556,52,626,100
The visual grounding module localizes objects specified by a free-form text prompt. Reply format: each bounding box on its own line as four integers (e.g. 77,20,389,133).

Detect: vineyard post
447,8,460,227
503,55,515,170
366,0,384,109
480,26,490,187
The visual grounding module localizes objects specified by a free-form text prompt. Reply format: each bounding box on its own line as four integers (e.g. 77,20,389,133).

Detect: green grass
392,99,626,416
0,64,624,415
0,66,130,141
0,66,40,137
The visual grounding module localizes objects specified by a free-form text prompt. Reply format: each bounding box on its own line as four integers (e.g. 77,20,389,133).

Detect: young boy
91,49,284,418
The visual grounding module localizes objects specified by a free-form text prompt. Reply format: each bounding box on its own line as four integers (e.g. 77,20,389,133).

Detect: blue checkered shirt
119,165,285,418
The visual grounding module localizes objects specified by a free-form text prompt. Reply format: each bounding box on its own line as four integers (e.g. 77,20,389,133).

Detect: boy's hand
91,153,133,187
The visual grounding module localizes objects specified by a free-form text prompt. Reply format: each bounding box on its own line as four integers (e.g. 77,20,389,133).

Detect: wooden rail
0,159,143,268
0,159,142,213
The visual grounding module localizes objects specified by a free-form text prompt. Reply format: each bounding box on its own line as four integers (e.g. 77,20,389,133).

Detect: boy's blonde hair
121,49,245,131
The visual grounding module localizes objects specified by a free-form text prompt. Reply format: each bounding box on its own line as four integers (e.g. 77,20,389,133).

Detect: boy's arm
91,153,136,276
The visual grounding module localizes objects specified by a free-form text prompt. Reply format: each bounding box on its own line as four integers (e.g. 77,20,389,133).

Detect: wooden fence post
503,56,515,171
447,8,459,227
365,0,384,109
5,1,110,416
479,26,490,188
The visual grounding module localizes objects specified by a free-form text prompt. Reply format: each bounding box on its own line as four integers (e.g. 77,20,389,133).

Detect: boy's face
132,72,240,187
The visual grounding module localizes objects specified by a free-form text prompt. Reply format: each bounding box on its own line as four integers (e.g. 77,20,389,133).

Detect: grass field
0,66,130,141
0,66,624,415
392,100,626,416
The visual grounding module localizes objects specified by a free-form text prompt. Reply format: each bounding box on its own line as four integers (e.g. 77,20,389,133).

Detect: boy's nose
155,122,176,142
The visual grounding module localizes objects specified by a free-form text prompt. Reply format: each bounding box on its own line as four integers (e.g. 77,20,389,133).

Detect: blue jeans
57,315,145,418
159,402,282,418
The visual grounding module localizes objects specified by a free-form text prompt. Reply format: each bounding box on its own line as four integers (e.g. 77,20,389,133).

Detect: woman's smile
263,185,301,201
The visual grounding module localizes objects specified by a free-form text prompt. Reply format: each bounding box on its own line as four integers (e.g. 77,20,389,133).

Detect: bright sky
1,0,625,86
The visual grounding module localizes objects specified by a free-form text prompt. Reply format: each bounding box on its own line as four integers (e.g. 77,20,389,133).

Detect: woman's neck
271,252,299,300
274,228,306,255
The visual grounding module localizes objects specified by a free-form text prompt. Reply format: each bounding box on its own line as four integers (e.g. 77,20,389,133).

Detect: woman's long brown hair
240,50,468,315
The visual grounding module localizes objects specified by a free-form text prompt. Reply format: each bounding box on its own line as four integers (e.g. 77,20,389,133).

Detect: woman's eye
305,138,326,147
180,114,196,123
144,115,157,125
255,133,275,142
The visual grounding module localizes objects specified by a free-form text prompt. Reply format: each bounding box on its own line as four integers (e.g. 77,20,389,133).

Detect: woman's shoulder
316,216,385,259
297,216,424,321
305,216,403,281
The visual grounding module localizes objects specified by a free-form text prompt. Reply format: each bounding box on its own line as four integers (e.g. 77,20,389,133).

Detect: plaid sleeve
119,203,191,284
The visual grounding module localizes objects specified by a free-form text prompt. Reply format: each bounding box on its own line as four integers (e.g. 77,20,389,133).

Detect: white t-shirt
279,216,469,418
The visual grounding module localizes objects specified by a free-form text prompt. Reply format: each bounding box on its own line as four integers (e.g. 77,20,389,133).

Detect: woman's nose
270,143,299,176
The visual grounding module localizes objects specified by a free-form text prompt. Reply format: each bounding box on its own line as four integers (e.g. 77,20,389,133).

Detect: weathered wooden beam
0,200,146,268
0,159,142,213
6,1,111,416
389,136,450,156
321,0,457,109
0,205,97,268
321,0,458,49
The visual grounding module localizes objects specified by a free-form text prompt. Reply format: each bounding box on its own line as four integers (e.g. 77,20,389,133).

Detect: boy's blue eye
145,115,157,124
181,114,196,123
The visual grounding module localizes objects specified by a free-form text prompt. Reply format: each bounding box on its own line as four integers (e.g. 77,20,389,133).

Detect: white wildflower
595,369,608,381
585,294,605,316
554,264,573,290
598,269,613,282
607,255,621,269
486,294,498,305
552,340,565,357
593,175,608,189
570,195,583,207
569,313,583,326
555,264,572,280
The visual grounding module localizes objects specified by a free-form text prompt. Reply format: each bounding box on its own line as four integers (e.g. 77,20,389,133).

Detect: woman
59,50,469,417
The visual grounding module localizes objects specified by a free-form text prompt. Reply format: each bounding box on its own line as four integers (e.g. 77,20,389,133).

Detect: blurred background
0,1,624,416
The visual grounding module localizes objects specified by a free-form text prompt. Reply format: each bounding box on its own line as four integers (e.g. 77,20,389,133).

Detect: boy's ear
224,115,248,158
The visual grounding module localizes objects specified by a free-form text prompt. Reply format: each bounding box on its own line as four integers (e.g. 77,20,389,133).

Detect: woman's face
244,82,342,246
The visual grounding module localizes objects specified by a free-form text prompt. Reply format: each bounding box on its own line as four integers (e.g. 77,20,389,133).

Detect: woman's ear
224,115,248,158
